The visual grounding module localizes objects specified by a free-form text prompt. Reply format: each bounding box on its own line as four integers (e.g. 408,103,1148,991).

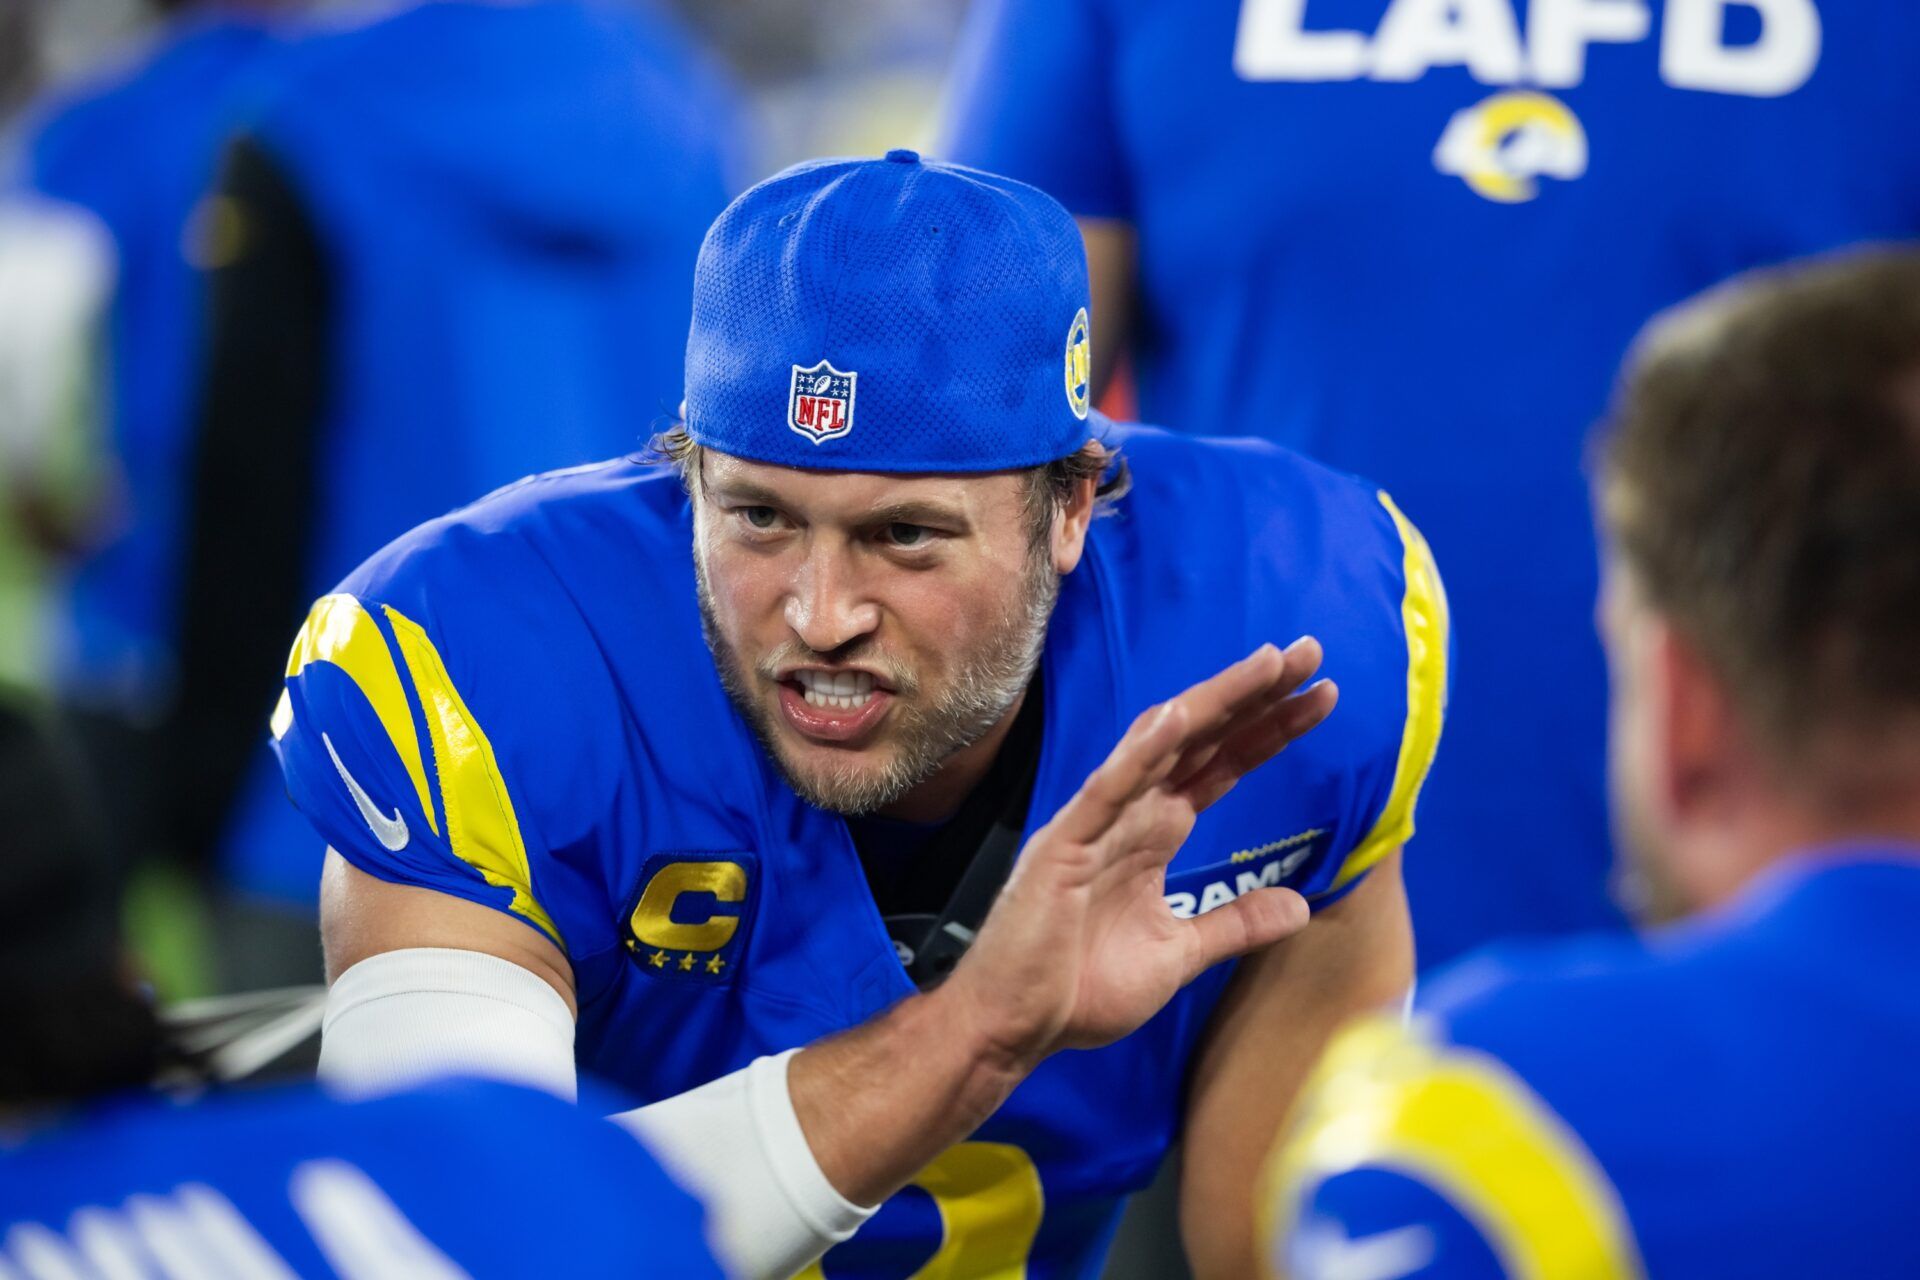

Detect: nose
784,542,879,653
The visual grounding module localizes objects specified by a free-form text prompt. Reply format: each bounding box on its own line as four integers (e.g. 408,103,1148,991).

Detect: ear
1050,474,1098,575
1654,622,1744,826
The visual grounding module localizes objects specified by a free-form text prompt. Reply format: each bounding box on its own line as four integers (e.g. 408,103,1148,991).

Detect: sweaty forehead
701,450,1029,526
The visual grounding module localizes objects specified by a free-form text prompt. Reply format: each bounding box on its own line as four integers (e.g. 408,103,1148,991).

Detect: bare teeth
793,669,877,710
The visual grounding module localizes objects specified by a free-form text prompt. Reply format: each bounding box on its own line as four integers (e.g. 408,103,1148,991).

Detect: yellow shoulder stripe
1332,493,1450,891
1262,1016,1643,1280
279,594,437,838
383,605,564,950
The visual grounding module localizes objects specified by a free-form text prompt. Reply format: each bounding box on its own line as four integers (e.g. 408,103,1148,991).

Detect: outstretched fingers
1049,644,1285,847
1166,636,1325,787
1042,640,1334,865
1181,678,1339,812
1164,642,1291,752
1047,700,1192,847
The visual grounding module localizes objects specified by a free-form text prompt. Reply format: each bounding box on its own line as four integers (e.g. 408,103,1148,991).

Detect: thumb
1182,887,1310,983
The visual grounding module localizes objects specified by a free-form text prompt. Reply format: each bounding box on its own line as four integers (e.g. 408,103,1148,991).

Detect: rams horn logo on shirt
1433,90,1588,205
623,853,759,983
788,360,857,444
1064,308,1092,420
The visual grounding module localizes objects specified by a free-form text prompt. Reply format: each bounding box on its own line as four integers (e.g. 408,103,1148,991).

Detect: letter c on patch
629,861,748,953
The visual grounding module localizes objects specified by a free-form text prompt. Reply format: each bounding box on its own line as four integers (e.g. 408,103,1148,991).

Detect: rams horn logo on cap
788,360,857,445
1064,309,1091,420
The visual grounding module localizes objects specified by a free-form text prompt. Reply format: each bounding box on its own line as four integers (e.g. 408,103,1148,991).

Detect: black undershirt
844,674,1045,984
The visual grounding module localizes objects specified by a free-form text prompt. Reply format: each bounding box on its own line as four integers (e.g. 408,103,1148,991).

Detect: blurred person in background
8,0,296,913
0,196,111,696
1265,248,1920,1280
942,3,1910,1002
0,693,728,1278
27,0,744,990
940,7,1914,1272
674,0,964,163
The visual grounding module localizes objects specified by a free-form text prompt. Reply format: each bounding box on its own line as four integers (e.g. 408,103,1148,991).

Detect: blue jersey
213,0,743,902
1266,852,1920,1279
15,13,284,702
0,1078,722,1277
269,424,1447,1278
943,0,1920,970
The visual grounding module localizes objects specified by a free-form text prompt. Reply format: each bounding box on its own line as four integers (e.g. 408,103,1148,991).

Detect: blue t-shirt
942,0,1916,969
207,0,744,903
16,12,286,702
0,1078,723,1277
269,423,1448,1278
1267,852,1920,1279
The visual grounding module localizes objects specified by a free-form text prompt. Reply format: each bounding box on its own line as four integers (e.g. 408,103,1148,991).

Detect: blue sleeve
347,1080,726,1278
1307,489,1450,906
940,0,1132,220
270,588,570,950
1284,1166,1508,1280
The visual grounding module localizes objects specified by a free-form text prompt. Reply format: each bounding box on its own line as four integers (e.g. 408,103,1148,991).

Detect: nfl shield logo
788,360,857,445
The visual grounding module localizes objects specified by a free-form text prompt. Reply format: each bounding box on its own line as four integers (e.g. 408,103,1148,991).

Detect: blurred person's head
1597,249,1920,922
658,153,1127,822
0,700,175,1119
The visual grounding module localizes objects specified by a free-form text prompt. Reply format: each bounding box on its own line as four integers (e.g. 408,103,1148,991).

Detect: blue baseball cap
683,150,1097,472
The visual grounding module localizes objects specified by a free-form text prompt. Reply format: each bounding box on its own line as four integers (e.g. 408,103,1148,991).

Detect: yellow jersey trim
1261,1015,1643,1280
383,604,564,949
280,594,438,838
1331,493,1450,891
796,1141,1044,1280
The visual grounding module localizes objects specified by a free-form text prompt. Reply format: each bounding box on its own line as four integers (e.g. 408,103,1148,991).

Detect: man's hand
795,638,1338,1207
937,636,1337,1068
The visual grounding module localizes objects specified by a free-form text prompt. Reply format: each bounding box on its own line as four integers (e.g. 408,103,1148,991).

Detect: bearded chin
693,555,1057,816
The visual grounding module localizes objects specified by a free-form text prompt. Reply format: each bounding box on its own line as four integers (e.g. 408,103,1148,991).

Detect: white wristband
319,948,577,1101
613,1050,875,1280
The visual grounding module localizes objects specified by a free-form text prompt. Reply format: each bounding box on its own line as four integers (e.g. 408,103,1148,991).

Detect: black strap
894,809,1025,987
855,676,1045,989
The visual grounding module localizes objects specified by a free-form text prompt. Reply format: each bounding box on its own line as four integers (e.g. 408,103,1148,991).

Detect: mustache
754,639,921,698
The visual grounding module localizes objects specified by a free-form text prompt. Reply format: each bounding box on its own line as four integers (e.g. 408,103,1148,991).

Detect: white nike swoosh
323,732,410,852
1292,1221,1436,1280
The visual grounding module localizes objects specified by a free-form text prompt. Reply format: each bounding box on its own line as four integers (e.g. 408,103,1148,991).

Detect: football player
943,0,1917,1015
0,696,726,1277
275,153,1448,1279
14,0,289,718
185,0,744,923
1264,249,1920,1278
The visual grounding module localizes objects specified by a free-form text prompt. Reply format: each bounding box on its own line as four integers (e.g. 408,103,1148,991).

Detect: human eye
881,522,934,549
737,506,784,532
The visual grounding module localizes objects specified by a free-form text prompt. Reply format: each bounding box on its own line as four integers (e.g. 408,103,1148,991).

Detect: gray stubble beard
694,550,1058,816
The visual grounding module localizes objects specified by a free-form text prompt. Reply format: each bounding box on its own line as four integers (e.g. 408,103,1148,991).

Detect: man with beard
272,152,1445,1279
1262,250,1920,1279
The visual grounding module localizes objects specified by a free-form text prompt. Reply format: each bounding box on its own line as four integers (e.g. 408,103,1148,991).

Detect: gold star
678,953,696,972
647,949,668,969
705,955,726,975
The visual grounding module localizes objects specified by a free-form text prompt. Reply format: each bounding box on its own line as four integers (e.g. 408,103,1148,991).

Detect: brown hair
1598,248,1920,778
647,426,1131,547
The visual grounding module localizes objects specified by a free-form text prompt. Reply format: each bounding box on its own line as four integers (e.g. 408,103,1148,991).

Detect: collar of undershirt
845,671,1047,926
